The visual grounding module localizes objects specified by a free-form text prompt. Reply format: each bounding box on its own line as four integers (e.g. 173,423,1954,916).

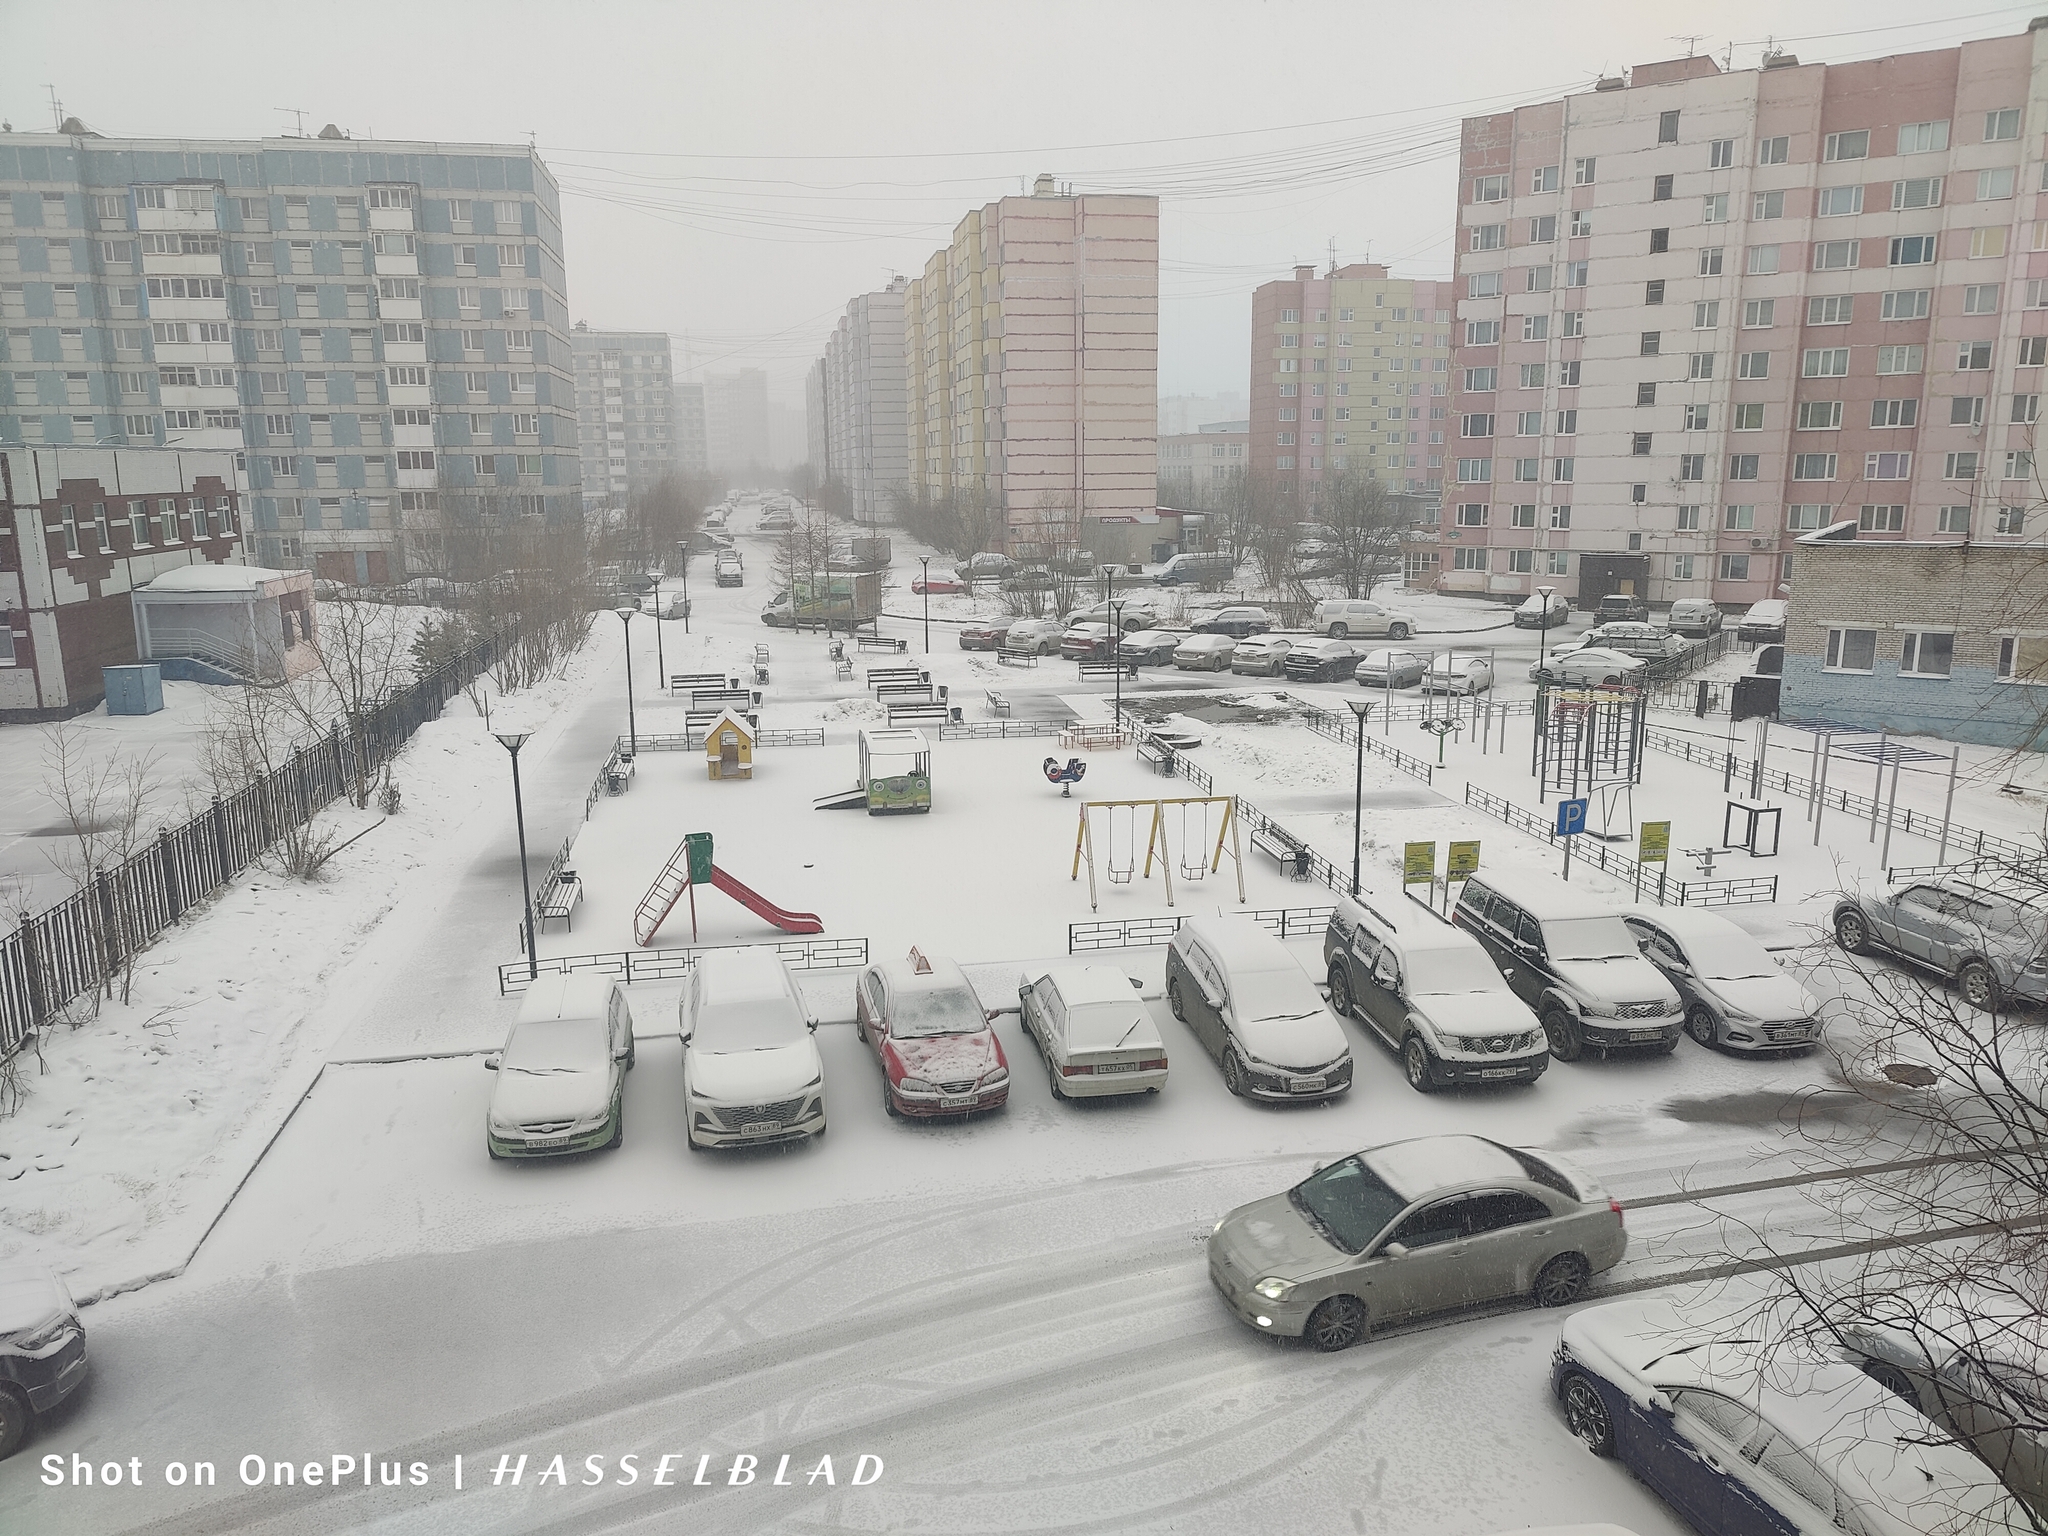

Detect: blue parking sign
1555,798,1589,837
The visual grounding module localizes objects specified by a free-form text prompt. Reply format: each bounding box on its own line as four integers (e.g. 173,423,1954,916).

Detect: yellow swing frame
1070,796,1245,912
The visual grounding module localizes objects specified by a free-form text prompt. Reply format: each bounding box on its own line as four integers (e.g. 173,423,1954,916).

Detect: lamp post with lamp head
920,556,930,653
613,602,639,756
1346,697,1374,895
493,727,539,981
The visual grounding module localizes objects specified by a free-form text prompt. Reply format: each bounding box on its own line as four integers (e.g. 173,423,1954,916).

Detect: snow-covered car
714,554,744,588
1553,1296,2034,1536
1513,592,1571,628
1667,598,1723,638
1002,618,1065,656
1209,1136,1622,1351
1018,965,1169,1099
0,1266,86,1460
912,572,966,595
1229,634,1297,676
1352,648,1427,689
1530,647,1648,687
1165,916,1352,1101
485,975,635,1159
957,619,1015,651
1738,598,1788,643
1621,907,1822,1053
855,952,1009,1118
681,947,825,1150
1831,870,2048,1009
1001,567,1057,593
1060,623,1116,661
1119,628,1187,667
1191,605,1273,638
1312,597,1416,640
1067,598,1159,632
1172,633,1240,671
759,511,795,532
1322,894,1547,1092
1592,592,1649,624
953,552,1015,584
1580,622,1687,661
1421,652,1494,694
1283,637,1366,682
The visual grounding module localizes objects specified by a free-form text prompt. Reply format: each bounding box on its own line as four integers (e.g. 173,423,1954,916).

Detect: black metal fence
496,936,868,994
1069,905,1336,953
0,625,519,1058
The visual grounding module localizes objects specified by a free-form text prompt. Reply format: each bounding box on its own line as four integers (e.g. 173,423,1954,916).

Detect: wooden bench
1136,736,1176,775
984,688,1010,718
857,633,908,653
670,671,733,693
867,664,925,684
1250,823,1313,880
686,710,758,739
877,681,944,702
996,646,1038,668
691,689,756,713
1078,659,1137,680
886,701,956,727
535,874,584,932
1059,722,1128,751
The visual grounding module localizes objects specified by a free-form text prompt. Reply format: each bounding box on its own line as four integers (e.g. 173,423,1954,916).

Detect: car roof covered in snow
694,946,797,1002
1176,915,1297,972
515,973,614,1025
1465,868,1626,922
1037,965,1145,1008
1361,1135,1529,1200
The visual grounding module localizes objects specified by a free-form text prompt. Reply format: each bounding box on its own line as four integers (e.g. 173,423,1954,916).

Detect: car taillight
1060,1063,1093,1076
1609,1198,1626,1226
1139,1057,1168,1071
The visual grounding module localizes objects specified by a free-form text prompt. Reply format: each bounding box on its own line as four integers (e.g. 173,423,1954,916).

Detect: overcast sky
5,0,2041,408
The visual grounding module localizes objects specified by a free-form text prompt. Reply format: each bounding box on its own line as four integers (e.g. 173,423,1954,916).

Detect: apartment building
901,175,1158,550
703,367,771,473
571,324,679,510
816,276,908,522
1445,23,2048,609
673,381,707,474
1248,264,1456,505
1158,419,1249,498
0,126,578,584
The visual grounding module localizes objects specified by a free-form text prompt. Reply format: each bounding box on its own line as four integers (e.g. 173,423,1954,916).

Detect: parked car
957,619,1016,652
1284,637,1366,682
1513,592,1572,628
681,947,825,1150
1229,634,1298,676
1001,566,1058,593
759,511,795,533
1172,633,1240,671
1209,1135,1623,1351
1421,652,1495,694
1066,598,1160,632
714,555,744,588
1323,894,1547,1092
1192,605,1273,638
912,572,966,595
1831,870,2048,1009
1059,622,1117,661
1579,622,1687,661
1530,646,1648,688
855,952,1009,1118
1018,965,1169,1099
1452,870,1683,1060
1738,598,1788,643
1621,907,1822,1052
1155,550,1237,586
1353,648,1428,689
485,975,635,1159
1001,618,1065,656
0,1266,86,1460
1165,916,1352,1100
1666,598,1724,638
1312,597,1416,640
955,552,1015,583
1120,628,1187,668
1592,592,1649,624
1553,1296,2033,1536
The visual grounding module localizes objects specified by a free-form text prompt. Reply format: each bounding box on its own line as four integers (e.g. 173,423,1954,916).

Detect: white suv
682,948,826,1149
1313,597,1416,640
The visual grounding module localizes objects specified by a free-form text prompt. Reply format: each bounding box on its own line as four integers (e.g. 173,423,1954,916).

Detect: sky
5,0,2044,410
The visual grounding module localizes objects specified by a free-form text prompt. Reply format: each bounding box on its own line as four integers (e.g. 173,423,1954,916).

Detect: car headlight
1212,1218,1225,1236
12,1312,76,1352
1579,999,1616,1017
1253,1277,1297,1301
982,1067,1008,1087
899,1077,935,1093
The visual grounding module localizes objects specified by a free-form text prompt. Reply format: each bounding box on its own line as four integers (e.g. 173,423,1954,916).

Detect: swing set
1070,797,1245,912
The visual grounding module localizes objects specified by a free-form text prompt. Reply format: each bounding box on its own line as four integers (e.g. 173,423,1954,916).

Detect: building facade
1444,24,2048,609
1248,264,1456,504
672,381,707,475
1157,420,1249,499
816,276,908,522
571,324,678,510
0,126,579,584
703,367,771,474
900,176,1158,548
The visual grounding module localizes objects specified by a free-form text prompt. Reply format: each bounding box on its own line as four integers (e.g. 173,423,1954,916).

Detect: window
1858,503,1906,533
1866,453,1911,481
1892,177,1943,211
1558,360,1581,386
1709,138,1733,169
1759,136,1789,165
1546,550,1570,575
1746,246,1779,276
1733,403,1764,431
1564,261,1588,288
1998,636,2048,682
1802,348,1849,378
1961,284,1999,316
1529,214,1557,243
396,450,435,471
1881,289,1931,321
1461,413,1494,438
1549,506,1571,530
2006,450,2033,481
1522,314,1549,341
1824,130,1870,162
1698,247,1724,277
1573,157,1595,185
1670,553,1695,581
1632,432,1653,457
1728,454,1760,480
1898,120,1950,154
1679,453,1704,479
1823,627,1879,672
1969,227,2008,260
1787,505,1829,531
1569,210,1591,237
1684,404,1711,430
1817,185,1864,217
1450,547,1485,572
1985,108,2021,142
1997,504,2028,534
1555,409,1577,433
1526,265,1552,292
2014,394,2040,424
1719,554,1751,581
2023,336,2048,367
1944,451,1980,480
1464,368,1498,392
1722,504,1755,531
1814,239,1860,270
1648,228,1670,254
1876,345,1923,374
1531,165,1560,193
1657,109,1680,144
1509,504,1537,528
1636,382,1658,407
1752,190,1784,220
1891,234,1935,264
1798,401,1843,430
1958,342,1992,371
1561,311,1583,338
1465,319,1500,344
1469,223,1506,251
1653,174,1674,201
1640,332,1661,356
1694,300,1721,328
1937,504,1970,534
1792,453,1837,480
1871,399,1918,428
1472,174,1509,203
1675,505,1703,531
1694,353,1720,380
1455,503,1488,526
1979,167,2017,201
1806,295,1852,326
1456,458,1491,483
1520,363,1546,388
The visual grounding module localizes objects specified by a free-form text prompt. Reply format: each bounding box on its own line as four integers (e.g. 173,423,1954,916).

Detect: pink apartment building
1444,23,2048,609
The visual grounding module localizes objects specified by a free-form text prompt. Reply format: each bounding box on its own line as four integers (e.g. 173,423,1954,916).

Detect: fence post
210,794,231,883
94,869,119,988
160,829,181,924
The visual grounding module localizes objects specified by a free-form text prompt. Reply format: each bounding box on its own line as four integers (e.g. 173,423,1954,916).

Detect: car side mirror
1129,976,1145,989
483,1053,501,1071
612,1046,631,1062
1645,1390,1675,1417
807,1018,819,1032
985,1009,1002,1022
1501,967,1515,980
1380,1241,1410,1260
1669,962,1692,978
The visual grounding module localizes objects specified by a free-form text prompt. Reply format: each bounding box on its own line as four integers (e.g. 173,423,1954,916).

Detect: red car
913,574,966,595
958,620,1013,651
856,951,1010,1118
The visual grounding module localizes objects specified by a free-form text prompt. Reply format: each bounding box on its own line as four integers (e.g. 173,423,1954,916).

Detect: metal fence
623,728,827,751
1297,705,1437,784
1069,905,1337,953
0,624,521,1058
496,936,869,994
938,719,1068,740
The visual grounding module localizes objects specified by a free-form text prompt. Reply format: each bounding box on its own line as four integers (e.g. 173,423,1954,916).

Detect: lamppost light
491,729,533,753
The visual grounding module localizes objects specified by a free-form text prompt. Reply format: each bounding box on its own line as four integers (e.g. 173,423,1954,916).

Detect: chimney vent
1294,264,1315,281
1032,173,1056,195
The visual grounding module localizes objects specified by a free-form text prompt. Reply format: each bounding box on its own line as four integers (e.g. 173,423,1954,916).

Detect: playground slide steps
813,787,868,811
633,838,827,946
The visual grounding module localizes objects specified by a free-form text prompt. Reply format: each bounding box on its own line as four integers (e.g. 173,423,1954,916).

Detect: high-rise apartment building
672,381,707,475
901,176,1158,550
1249,264,1456,501
571,324,678,509
1444,24,2048,608
0,126,578,583
816,276,908,522
703,367,771,473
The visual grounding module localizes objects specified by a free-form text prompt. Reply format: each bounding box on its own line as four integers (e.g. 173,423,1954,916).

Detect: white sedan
1530,646,1647,687
1173,633,1240,671
1018,966,1168,1099
1421,652,1494,694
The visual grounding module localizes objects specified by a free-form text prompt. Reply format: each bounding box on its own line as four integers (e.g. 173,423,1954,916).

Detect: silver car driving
1208,1134,1625,1350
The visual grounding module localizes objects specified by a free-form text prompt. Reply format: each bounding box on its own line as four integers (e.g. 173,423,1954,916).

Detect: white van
681,948,826,1149
1155,550,1237,586
1312,597,1416,640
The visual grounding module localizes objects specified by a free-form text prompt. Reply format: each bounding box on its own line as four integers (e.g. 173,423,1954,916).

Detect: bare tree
38,722,163,1003
1316,469,1411,599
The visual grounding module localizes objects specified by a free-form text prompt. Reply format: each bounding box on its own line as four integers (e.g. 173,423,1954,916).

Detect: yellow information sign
1447,841,1481,881
1403,841,1436,885
1639,821,1671,864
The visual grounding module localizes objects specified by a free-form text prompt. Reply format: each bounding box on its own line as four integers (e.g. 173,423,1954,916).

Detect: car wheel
1167,979,1188,1022
606,1108,624,1150
1388,623,1410,640
1403,1036,1438,1094
625,1041,636,1070
1049,1063,1068,1100
1958,959,2001,1011
1686,1006,1718,1048
1542,1005,1583,1062
1329,623,1349,639
1561,1372,1615,1455
0,1386,29,1461
1534,1252,1591,1307
855,1014,866,1043
1305,1295,1367,1352
1860,1360,1916,1400
1833,909,1872,955
882,1077,901,1118
1222,1050,1246,1097
1327,962,1355,1019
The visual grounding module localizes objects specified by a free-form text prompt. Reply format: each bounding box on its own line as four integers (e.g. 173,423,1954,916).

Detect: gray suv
1832,868,2048,1010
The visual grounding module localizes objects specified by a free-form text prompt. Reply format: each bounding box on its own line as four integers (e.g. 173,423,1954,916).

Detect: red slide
708,866,824,935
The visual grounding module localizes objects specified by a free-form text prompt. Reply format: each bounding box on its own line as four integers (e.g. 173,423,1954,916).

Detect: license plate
939,1096,975,1108
1629,1029,1665,1042
1479,1067,1522,1079
1289,1076,1327,1093
739,1120,781,1135
524,1137,571,1148
1097,1061,1137,1074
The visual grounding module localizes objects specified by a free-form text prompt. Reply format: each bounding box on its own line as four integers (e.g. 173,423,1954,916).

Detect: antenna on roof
1671,33,1703,57
274,107,307,137
45,86,62,132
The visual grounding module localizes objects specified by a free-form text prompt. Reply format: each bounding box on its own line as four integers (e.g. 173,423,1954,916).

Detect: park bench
834,659,854,681
669,671,733,693
984,688,1010,718
691,689,756,713
875,682,936,703
686,710,758,739
1135,736,1176,776
535,872,584,932
866,666,926,688
1250,823,1313,881
1059,722,1128,751
996,645,1038,667
857,633,908,653
886,701,957,727
1078,659,1137,680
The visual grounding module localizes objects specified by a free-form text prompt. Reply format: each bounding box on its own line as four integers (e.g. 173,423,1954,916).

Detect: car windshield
1232,964,1326,1022
1290,1157,1408,1255
1543,915,1640,961
1404,947,1512,996
889,984,985,1038
694,997,805,1053
502,1019,605,1075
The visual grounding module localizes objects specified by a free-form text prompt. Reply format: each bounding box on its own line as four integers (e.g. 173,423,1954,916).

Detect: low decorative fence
497,936,869,994
1298,705,1437,784
1069,905,1337,953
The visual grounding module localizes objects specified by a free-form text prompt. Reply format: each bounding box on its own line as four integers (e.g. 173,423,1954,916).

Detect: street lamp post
493,729,538,981
1346,698,1373,896
1532,583,1556,780
920,556,930,654
1111,598,1126,726
652,584,666,691
613,603,639,756
1535,584,1556,677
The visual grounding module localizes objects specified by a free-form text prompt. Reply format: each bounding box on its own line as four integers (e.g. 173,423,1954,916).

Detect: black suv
1592,592,1649,624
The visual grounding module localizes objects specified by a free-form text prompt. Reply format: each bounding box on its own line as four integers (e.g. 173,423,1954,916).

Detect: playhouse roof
705,709,754,742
